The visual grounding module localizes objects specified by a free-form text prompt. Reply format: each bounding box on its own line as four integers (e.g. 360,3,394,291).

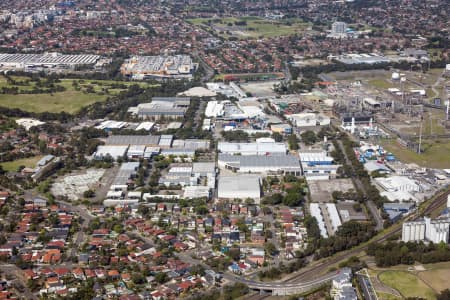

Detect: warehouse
302,164,340,180
218,154,301,175
286,113,330,128
172,139,210,150
135,122,155,131
93,145,128,160
375,176,420,192
205,101,225,117
183,186,211,199
127,145,147,159
270,123,292,134
158,135,174,148
160,148,195,159
218,138,286,156
218,176,261,202
105,135,160,146
95,120,128,131
120,55,195,79
299,150,334,166
110,162,140,192
128,97,190,120
310,203,328,238
325,203,342,233
0,52,101,70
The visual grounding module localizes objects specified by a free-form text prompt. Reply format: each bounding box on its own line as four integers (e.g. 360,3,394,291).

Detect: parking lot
308,178,355,202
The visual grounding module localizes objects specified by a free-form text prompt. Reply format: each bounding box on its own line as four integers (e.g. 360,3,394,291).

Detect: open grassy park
380,139,450,169
0,75,157,114
1,155,43,172
187,16,308,39
378,270,436,299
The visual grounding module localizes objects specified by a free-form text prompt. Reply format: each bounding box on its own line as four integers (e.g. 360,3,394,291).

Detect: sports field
187,17,308,39
0,76,157,114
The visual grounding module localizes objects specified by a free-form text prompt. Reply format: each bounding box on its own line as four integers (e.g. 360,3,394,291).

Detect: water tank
392,72,400,80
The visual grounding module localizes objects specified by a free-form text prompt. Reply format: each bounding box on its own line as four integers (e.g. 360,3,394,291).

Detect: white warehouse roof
218,176,261,202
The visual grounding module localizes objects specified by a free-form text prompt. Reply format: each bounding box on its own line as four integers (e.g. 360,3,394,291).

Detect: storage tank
392,72,400,80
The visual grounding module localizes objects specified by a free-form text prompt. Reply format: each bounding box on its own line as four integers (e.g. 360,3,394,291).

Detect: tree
155,272,168,284
265,242,277,256
272,132,283,142
287,134,299,150
83,189,95,198
300,130,317,145
438,289,450,300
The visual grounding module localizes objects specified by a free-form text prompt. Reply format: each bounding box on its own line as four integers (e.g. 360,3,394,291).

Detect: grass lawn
419,268,450,293
376,292,401,300
0,91,107,114
187,16,308,39
1,156,43,172
380,139,450,169
379,271,436,299
0,76,159,114
368,79,393,89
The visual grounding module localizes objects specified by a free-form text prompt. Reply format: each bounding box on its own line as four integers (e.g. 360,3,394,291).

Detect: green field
0,76,158,114
368,79,394,89
379,271,436,299
381,139,450,169
1,156,43,172
187,17,308,39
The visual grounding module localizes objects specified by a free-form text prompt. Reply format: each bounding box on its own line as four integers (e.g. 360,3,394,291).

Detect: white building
332,22,347,34
402,217,450,244
402,221,426,242
286,113,330,128
218,176,261,202
205,101,224,117
375,176,420,192
218,154,301,175
310,203,328,238
218,138,287,156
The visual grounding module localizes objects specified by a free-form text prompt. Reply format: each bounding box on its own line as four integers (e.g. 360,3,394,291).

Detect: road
55,200,94,258
335,139,384,230
192,51,215,82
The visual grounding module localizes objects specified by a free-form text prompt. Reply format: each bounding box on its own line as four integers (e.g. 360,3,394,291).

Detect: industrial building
402,217,450,244
110,162,140,192
335,53,391,65
205,101,225,118
218,154,301,175
218,138,287,156
375,176,421,202
105,135,161,147
286,113,330,128
172,139,210,150
159,162,216,189
128,97,190,120
0,52,101,70
217,176,261,202
270,123,292,134
93,145,128,160
310,203,328,238
299,150,334,166
120,55,195,80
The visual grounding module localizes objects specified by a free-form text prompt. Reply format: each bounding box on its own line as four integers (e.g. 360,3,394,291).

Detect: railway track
283,189,450,284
